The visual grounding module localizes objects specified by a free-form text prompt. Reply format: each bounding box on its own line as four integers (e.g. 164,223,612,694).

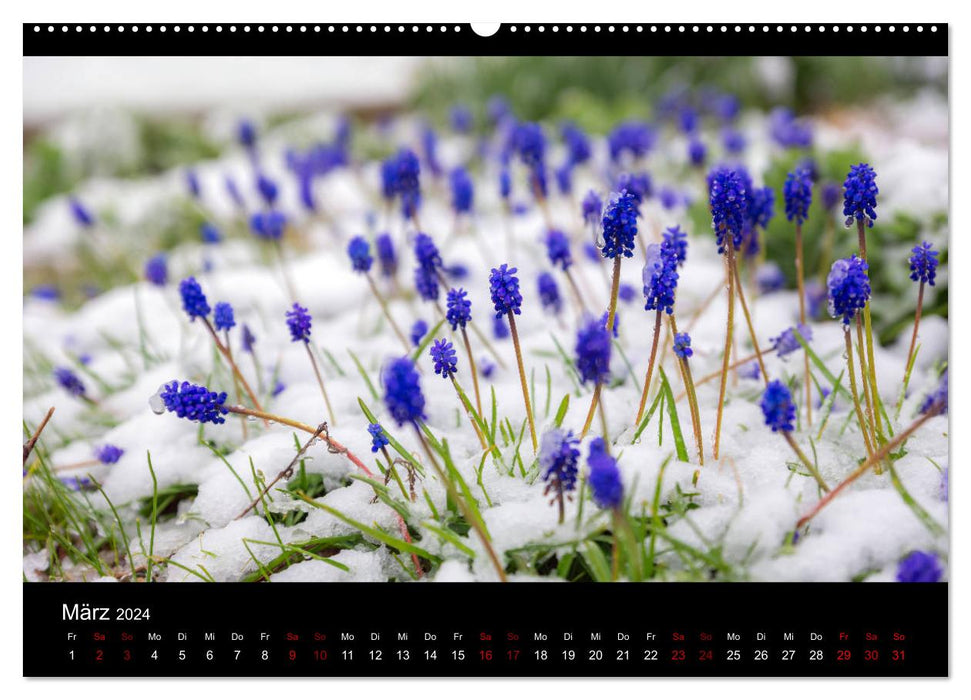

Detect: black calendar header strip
24,23,948,57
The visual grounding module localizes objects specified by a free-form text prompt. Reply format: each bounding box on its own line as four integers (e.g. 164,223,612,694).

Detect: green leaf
553,394,570,428
348,350,379,401
296,494,441,563
658,367,689,462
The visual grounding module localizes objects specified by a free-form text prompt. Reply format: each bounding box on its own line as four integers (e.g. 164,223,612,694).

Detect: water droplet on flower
148,389,166,415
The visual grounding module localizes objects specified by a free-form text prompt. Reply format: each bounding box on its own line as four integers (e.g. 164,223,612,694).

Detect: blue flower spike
761,380,829,492
178,277,211,321
490,263,536,451
843,163,879,229
430,338,458,379
159,380,229,425
587,437,623,511
539,429,580,523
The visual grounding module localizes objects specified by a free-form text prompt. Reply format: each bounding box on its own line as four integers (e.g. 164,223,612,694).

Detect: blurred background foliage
409,56,945,131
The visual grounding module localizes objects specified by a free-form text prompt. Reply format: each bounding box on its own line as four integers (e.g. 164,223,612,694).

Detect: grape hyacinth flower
368,423,389,454
784,168,813,226
843,163,879,231
159,380,229,424
618,283,636,304
256,173,279,208
410,319,428,347
919,370,948,416
581,190,602,229
490,264,536,451
393,148,422,222
95,444,124,465
607,122,655,163
688,138,707,168
446,288,471,331
709,168,747,254
587,437,623,510
430,338,458,379
450,104,473,133
673,333,693,359
756,262,786,294
827,256,871,327
545,228,585,312
347,236,373,273
761,380,829,491
449,167,474,216
492,315,509,340
445,287,483,414
575,314,613,440
539,429,580,523
382,357,426,427
722,127,746,154
901,242,941,409
575,317,612,387
770,324,812,359
185,169,201,200
54,367,88,400
250,210,287,241
144,254,168,287
375,233,398,279
69,197,95,228
537,273,562,315
562,123,591,165
896,551,943,583
201,222,222,245
286,303,312,343
179,277,211,320
286,303,334,423
545,229,572,270
213,302,236,332
633,237,681,427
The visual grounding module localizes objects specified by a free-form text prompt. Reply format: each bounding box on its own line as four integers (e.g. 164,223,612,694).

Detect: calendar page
22,21,948,678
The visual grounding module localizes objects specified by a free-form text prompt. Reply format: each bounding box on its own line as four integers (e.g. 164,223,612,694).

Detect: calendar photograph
23,45,948,593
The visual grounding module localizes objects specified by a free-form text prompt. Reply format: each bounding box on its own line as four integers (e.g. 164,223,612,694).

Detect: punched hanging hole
471,23,501,37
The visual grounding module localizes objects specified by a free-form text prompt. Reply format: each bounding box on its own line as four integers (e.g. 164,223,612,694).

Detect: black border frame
24,23,948,56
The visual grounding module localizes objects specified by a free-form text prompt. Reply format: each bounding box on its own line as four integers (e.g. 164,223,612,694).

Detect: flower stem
844,328,875,458
677,350,759,399
450,375,488,451
225,405,371,476
460,328,482,416
633,310,663,428
782,431,829,492
669,315,704,466
580,382,603,439
713,247,736,461
366,273,411,353
855,316,880,454
564,267,589,316
507,312,537,452
202,318,266,419
273,239,299,304
857,219,885,443
304,343,336,426
903,282,925,390
23,406,55,465
414,425,508,582
224,334,248,440
795,223,813,425
730,251,768,386
796,407,939,530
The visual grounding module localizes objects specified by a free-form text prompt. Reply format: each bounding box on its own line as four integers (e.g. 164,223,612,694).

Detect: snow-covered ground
23,93,949,584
